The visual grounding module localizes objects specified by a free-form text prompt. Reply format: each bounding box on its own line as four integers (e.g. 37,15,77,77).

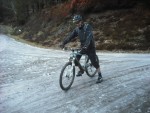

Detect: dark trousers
76,48,99,69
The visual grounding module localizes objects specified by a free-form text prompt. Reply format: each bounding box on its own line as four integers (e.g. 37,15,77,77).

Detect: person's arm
83,24,93,49
62,29,78,45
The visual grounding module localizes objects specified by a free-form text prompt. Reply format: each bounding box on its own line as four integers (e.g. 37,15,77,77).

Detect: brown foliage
70,0,136,13
39,3,71,23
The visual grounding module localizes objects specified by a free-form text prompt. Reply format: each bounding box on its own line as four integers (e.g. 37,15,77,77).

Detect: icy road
0,35,150,113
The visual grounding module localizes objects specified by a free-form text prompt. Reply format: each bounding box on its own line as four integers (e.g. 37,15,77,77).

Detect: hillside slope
10,2,150,51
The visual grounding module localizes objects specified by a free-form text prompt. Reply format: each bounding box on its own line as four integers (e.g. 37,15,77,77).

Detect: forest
0,0,150,51
1,0,150,24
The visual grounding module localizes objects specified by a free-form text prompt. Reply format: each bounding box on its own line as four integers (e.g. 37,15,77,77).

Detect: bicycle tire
59,62,75,90
85,55,99,77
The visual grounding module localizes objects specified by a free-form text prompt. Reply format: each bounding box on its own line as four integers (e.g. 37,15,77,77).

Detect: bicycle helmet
73,15,82,23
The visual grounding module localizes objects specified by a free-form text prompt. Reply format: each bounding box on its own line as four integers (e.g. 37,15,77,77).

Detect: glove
82,46,87,50
80,46,87,54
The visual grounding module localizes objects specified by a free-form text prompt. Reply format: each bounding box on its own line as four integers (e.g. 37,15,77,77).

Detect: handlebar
71,48,81,52
62,47,86,56
62,46,81,52
71,48,87,56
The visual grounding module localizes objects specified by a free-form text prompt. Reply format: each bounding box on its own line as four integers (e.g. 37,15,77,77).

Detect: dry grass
11,2,150,51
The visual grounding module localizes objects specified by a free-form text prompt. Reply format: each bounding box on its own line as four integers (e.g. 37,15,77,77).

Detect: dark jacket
63,23,95,50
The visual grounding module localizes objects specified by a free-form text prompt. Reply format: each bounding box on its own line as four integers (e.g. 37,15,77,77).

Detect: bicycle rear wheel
59,62,75,90
85,55,99,77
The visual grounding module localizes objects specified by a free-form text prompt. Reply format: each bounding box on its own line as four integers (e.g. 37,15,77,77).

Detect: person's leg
76,54,84,76
87,50,103,83
96,67,103,83
96,67,102,76
75,54,82,66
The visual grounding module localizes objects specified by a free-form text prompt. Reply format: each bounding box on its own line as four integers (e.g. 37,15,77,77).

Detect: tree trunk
11,1,17,15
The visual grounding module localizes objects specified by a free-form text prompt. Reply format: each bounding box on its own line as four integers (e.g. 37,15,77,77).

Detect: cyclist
60,14,103,83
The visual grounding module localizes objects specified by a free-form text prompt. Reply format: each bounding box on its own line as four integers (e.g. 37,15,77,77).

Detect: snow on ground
0,35,150,113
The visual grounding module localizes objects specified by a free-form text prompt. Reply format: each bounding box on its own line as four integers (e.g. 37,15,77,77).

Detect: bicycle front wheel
59,62,75,91
85,55,99,77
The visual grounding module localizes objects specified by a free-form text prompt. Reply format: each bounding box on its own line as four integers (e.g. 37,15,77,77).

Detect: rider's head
73,15,83,28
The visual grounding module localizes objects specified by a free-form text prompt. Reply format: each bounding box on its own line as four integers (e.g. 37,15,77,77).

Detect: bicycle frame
69,49,88,71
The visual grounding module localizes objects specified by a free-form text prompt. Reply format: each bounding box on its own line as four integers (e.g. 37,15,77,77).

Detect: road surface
0,35,150,113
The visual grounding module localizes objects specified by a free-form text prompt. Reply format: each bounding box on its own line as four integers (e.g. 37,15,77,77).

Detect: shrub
43,3,71,22
70,0,136,14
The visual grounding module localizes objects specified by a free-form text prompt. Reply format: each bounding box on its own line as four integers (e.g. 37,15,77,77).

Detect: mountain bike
59,48,99,91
